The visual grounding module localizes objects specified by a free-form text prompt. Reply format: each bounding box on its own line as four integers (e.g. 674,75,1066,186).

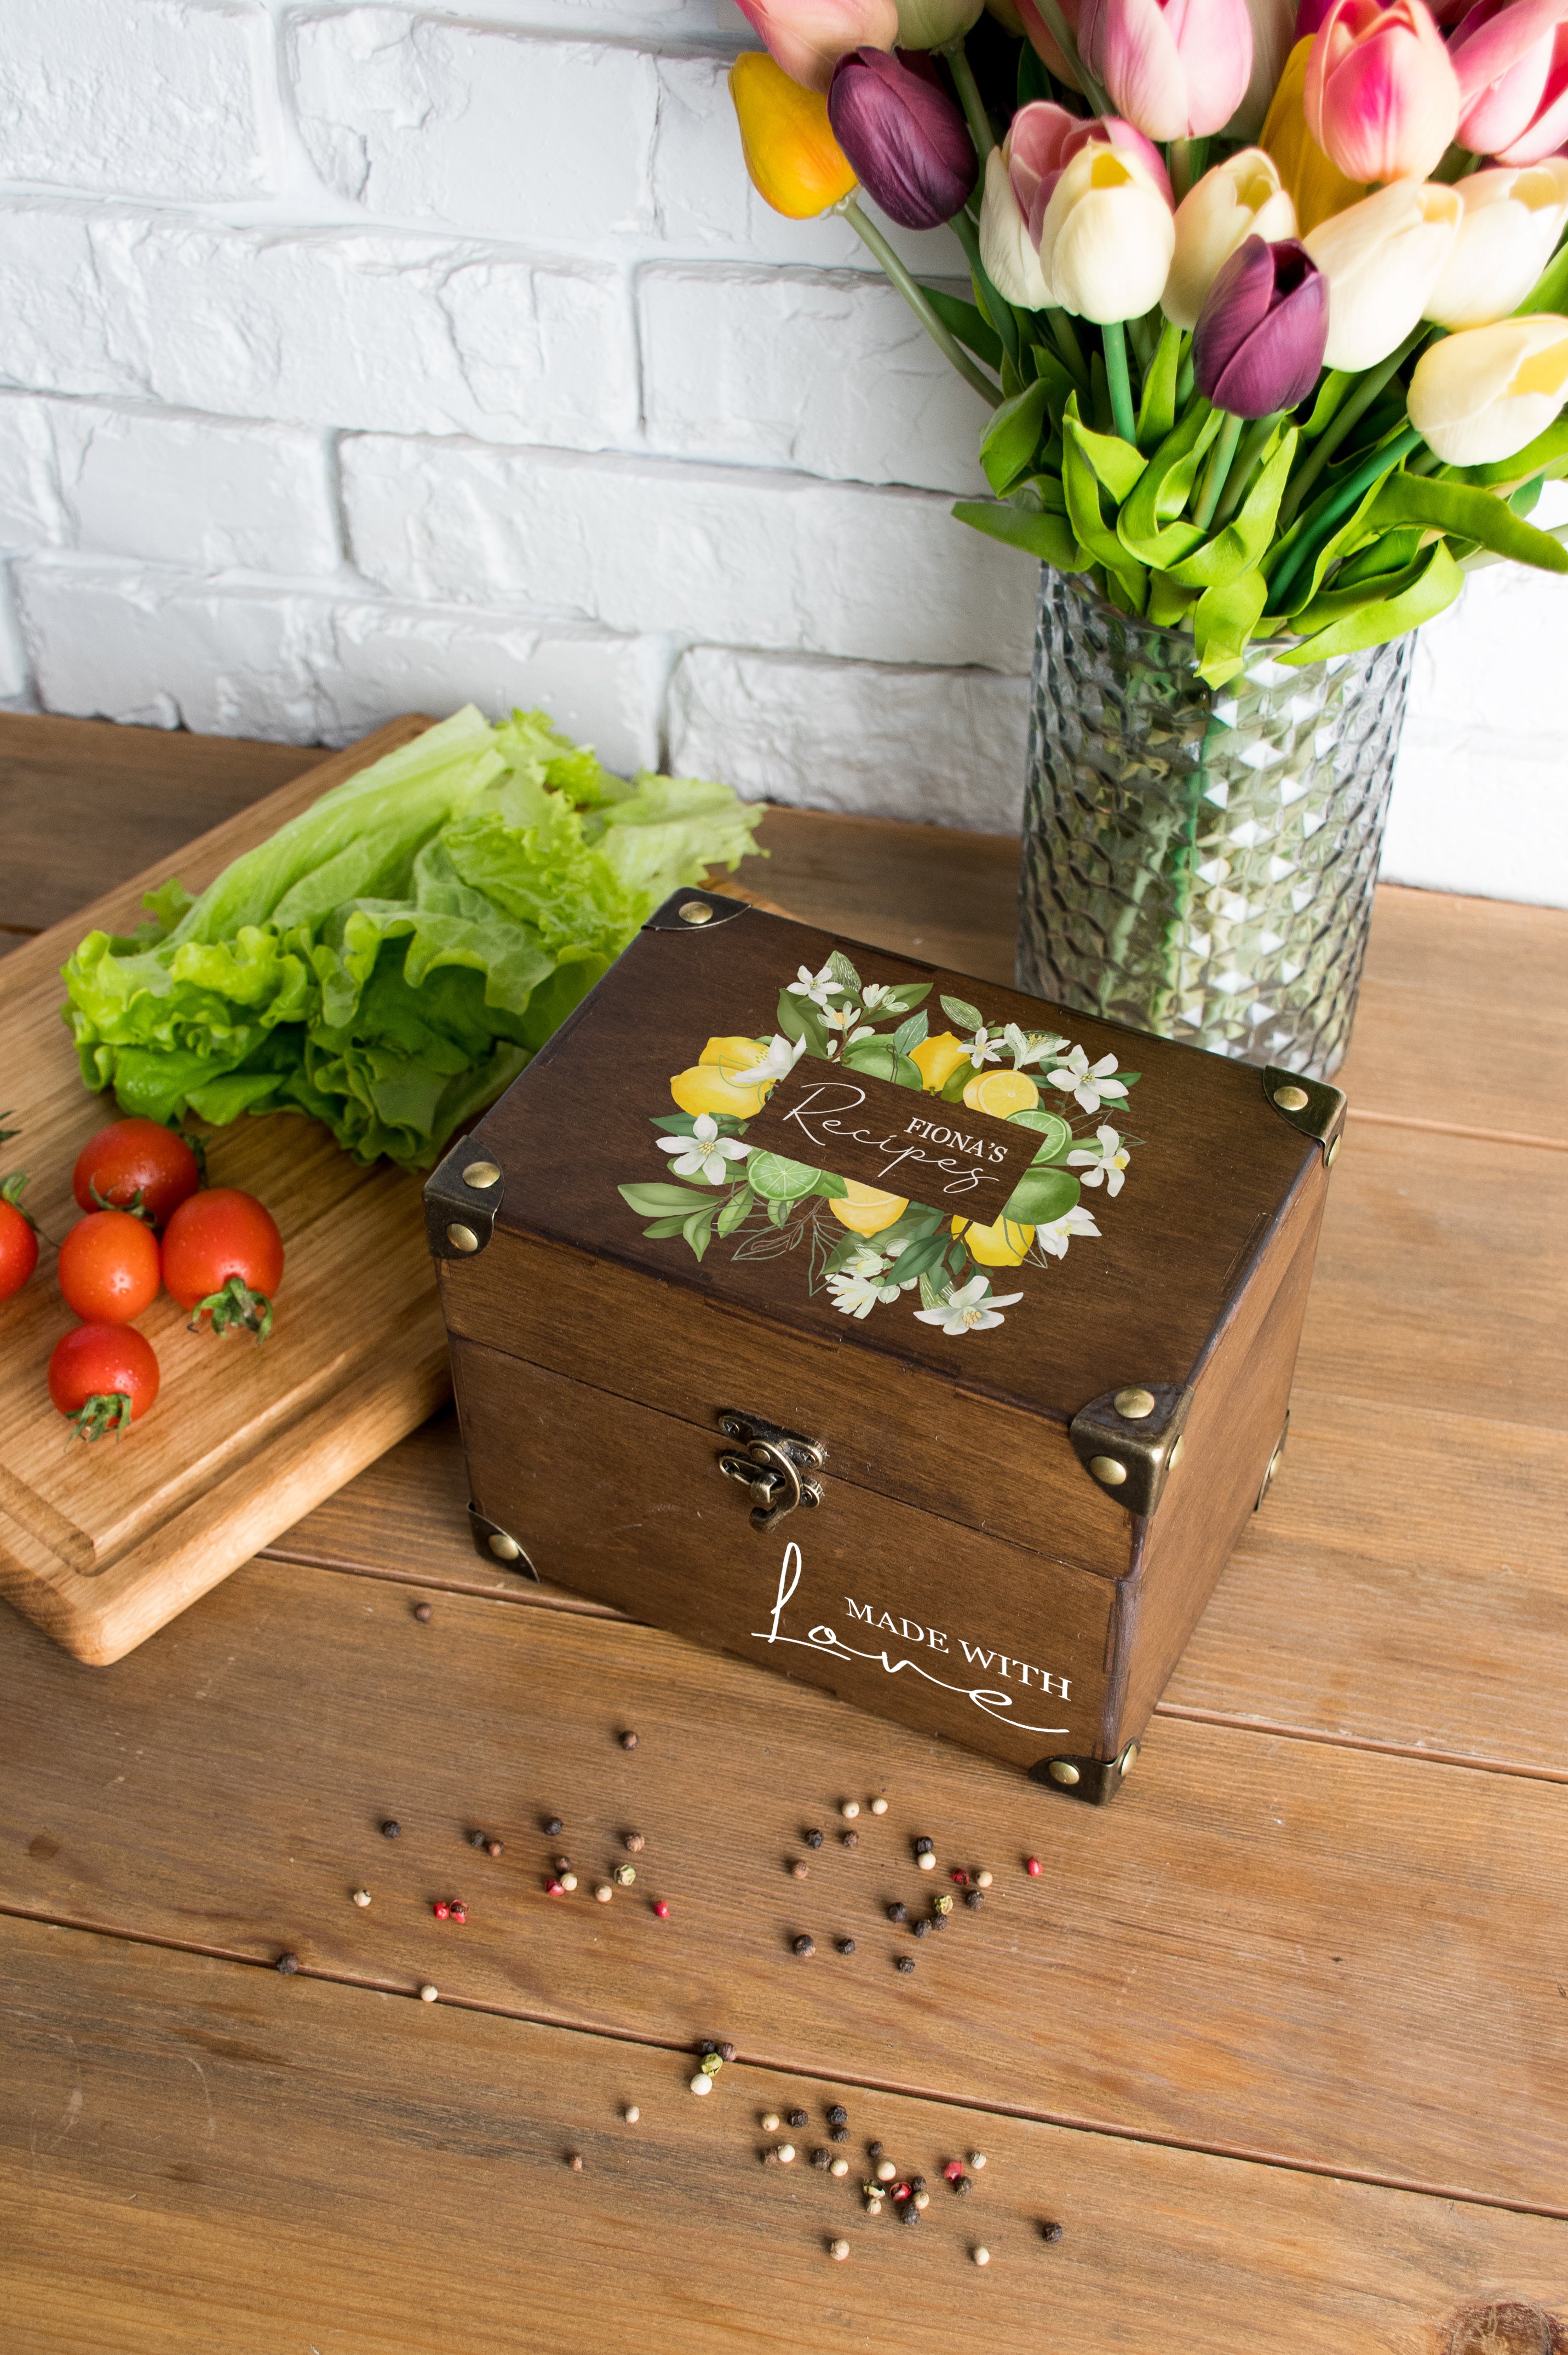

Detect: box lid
434,891,1342,1431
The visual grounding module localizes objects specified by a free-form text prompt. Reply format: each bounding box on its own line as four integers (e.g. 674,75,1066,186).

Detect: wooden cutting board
0,718,455,1665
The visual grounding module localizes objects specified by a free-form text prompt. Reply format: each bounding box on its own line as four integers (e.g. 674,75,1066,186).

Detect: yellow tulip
910,1030,970,1092
1261,36,1366,238
952,1212,1035,1265
669,1035,774,1119
729,52,858,220
829,1181,909,1236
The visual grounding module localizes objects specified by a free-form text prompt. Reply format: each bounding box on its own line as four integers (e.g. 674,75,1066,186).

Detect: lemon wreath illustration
617,951,1141,1339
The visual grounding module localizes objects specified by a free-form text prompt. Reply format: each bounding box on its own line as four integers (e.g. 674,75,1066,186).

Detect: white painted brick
50,406,339,575
640,267,987,495
18,557,665,773
341,438,1035,670
0,565,33,703
0,0,269,201
288,11,657,244
0,204,637,449
669,645,1030,832
293,0,744,28
0,396,65,553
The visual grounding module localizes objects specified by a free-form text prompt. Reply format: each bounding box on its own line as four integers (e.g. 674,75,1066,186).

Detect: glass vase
1016,567,1414,1079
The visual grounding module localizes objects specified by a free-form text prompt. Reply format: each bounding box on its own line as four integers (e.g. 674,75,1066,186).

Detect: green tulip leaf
1192,567,1269,686
1062,403,1147,610
1265,473,1388,621
1169,427,1298,591
1299,371,1356,440
1148,571,1201,624
1136,319,1183,453
1369,472,1568,573
1279,538,1464,665
1513,242,1568,317
1000,1166,1081,1226
1456,417,1568,489
952,496,1082,572
980,377,1054,495
1117,400,1221,566
1007,1106,1074,1162
920,284,1004,370
1334,525,1427,588
1065,409,1147,502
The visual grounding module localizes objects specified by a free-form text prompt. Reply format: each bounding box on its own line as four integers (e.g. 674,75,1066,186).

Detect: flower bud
1425,160,1568,329
894,0,985,42
1261,35,1369,233
1305,0,1460,185
1037,138,1176,321
1163,148,1299,328
1451,0,1568,167
1192,234,1329,412
730,52,860,216
736,0,899,94
828,46,977,227
1079,0,1255,140
1407,312,1568,463
1303,175,1460,370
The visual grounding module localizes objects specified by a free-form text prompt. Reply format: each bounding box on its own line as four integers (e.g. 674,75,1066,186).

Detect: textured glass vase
1017,567,1414,1079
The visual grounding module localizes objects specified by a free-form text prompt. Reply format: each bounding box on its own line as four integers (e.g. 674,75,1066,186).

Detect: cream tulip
1303,177,1459,372
1163,148,1298,329
1037,141,1176,323
1408,314,1568,466
979,149,1055,308
1424,162,1568,333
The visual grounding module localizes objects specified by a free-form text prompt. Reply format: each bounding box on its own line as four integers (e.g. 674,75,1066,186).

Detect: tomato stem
89,1180,154,1224
67,1391,134,1444
189,1274,273,1343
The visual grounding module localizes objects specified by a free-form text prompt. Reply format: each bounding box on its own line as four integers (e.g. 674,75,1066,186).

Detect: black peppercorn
898,2200,920,2225
929,1910,947,1931
830,2126,848,2143
915,1837,934,1856
909,2175,926,2196
469,1829,487,1849
841,1830,859,1848
788,2109,809,2130
794,1934,815,1957
913,1919,931,1938
1041,2220,1064,2243
886,1902,907,1924
619,1730,638,1750
964,1888,985,1910
698,2041,717,2056
413,1601,433,1623
836,1937,856,1956
719,2042,737,2064
954,2175,973,2198
813,2147,832,2170
275,1952,300,1974
828,2105,848,2127
543,1816,563,1837
380,1820,400,1839
868,2141,884,2159
895,1956,915,1973
804,1828,824,1849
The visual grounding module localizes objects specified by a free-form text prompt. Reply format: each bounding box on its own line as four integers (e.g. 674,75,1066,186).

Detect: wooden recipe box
425,890,1344,1803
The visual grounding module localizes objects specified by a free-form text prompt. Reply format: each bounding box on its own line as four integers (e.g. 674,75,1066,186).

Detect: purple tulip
827,48,977,229
1192,236,1329,420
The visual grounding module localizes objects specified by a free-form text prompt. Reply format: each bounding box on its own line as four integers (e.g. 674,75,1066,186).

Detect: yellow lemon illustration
669,1036,773,1118
952,1212,1034,1266
910,1031,970,1092
963,1068,1039,1117
829,1181,909,1237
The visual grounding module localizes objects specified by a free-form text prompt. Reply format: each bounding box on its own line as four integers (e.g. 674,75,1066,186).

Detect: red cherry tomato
0,1177,39,1302
58,1209,162,1325
162,1188,284,1341
48,1322,160,1442
73,1118,200,1230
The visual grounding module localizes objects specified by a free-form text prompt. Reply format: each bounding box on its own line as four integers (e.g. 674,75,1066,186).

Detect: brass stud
488,1531,522,1562
1272,1083,1309,1113
1169,1434,1185,1469
1326,1134,1342,1169
1046,1760,1080,1787
1113,1386,1157,1421
462,1159,501,1190
1088,1455,1128,1487
679,899,714,924
1118,1742,1139,1777
445,1222,480,1254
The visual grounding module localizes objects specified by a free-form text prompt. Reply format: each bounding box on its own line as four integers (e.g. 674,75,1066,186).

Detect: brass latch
717,1410,826,1534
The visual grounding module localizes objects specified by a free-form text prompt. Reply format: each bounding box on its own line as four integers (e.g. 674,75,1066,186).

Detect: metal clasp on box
717,1411,827,1535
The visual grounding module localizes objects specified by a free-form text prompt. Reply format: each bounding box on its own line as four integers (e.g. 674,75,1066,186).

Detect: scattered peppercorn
913,1920,931,1939
898,2202,920,2227
841,1830,859,1849
778,2145,796,2165
719,2043,737,2064
830,2157,849,2178
972,2244,990,2266
950,1868,969,1885
560,1874,578,1892
545,1877,565,1896
555,1856,572,1872
698,2042,717,2056
762,2147,780,2165
865,2195,883,2215
943,2161,964,2181
970,2152,987,2170
701,2055,723,2078
829,2238,849,2261
612,1864,635,1887
275,1952,300,1974
917,1854,935,1872
909,2176,927,2195
793,1934,815,1957
568,2154,584,2173
788,2109,808,2129
954,2176,973,2198
351,1889,371,1908
914,2191,930,2210
413,1601,433,1623
762,2114,781,2133
450,1902,467,1924
891,2182,911,2204
623,2105,639,2123
895,1956,915,1973
594,1883,613,1903
619,1731,638,1750
486,1840,503,1858
830,2127,849,2144
812,2147,832,2171
1040,2220,1064,2243
914,1838,934,1856
836,1937,856,1956
887,1903,908,1925
543,1816,563,1837
418,1983,438,2002
804,1829,824,1850
875,2161,897,2184
433,1901,450,1920
690,2074,714,2096
870,1797,888,1816
828,2105,848,2127
933,1893,954,1916
469,1830,487,1849
964,1889,985,1910
791,1860,809,1880
653,1900,670,1919
624,1831,645,1854
840,1801,860,1820
381,1820,400,1839
867,2143,883,2159
1026,1857,1042,1877
977,1870,993,1889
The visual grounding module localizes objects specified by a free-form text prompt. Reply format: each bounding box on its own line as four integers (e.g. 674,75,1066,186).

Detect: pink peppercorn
546,1879,565,1896
432,1900,450,1920
450,1903,467,1924
943,2161,965,2182
1026,1857,1042,1877
950,1869,970,1886
653,1900,670,1920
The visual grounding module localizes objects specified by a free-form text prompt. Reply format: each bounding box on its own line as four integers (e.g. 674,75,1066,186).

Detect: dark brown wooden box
424,889,1345,1803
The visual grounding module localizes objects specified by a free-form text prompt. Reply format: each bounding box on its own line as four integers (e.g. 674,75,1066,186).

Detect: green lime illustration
747,1151,824,1202
1007,1107,1073,1163
1000,1167,1080,1226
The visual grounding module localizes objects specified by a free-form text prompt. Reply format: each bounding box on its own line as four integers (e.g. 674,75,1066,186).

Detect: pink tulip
735,0,899,94
1451,0,1568,165
1305,0,1460,182
1078,0,1255,140
1015,0,1086,88
1003,100,1173,240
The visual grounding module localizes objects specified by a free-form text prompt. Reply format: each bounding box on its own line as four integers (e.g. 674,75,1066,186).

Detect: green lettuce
65,705,763,1170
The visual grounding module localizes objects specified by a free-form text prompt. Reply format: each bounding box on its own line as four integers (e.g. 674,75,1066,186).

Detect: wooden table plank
0,713,319,944
3,1558,1565,2215
5,1918,1563,2355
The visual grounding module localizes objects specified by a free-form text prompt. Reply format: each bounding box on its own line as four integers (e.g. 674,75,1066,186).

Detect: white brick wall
0,0,1559,907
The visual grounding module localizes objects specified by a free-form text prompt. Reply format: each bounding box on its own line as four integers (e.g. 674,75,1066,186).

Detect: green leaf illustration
1001,1166,1081,1225
939,993,984,1031
886,1231,950,1285
891,1010,929,1058
777,987,830,1058
641,1215,690,1238
813,1170,849,1200
827,950,863,999
715,1185,755,1235
619,1181,716,1215
682,1206,715,1263
918,1268,953,1311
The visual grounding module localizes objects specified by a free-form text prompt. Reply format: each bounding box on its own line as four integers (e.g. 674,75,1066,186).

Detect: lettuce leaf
64,705,763,1171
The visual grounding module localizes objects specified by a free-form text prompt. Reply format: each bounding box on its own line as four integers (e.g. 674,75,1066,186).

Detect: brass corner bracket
1263,1065,1347,1168
423,1141,505,1261
1069,1382,1193,1518
1028,1741,1141,1806
467,1506,540,1579
645,889,751,933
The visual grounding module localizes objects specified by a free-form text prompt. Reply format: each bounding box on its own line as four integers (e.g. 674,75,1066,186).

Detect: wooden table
1,712,1564,2355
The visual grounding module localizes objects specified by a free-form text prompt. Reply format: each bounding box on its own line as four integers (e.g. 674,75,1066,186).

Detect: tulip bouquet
727,0,1568,683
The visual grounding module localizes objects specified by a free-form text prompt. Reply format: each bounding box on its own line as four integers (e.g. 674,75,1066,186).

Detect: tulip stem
840,197,1002,408
1192,411,1244,533
1047,308,1090,389
1030,0,1113,117
1102,321,1138,446
1268,423,1424,613
941,38,995,168
1278,325,1429,526
1213,412,1283,527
